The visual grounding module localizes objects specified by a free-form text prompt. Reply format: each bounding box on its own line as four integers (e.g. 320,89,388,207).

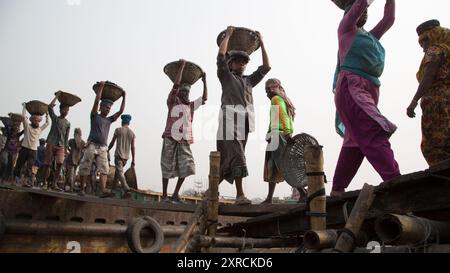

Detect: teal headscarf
121,114,132,124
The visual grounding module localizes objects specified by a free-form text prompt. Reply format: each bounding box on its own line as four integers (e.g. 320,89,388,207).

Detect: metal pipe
375,214,450,245
195,235,300,249
304,230,338,250
4,219,184,237
304,229,369,250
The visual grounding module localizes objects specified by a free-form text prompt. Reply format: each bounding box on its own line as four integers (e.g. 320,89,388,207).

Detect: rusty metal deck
0,184,299,217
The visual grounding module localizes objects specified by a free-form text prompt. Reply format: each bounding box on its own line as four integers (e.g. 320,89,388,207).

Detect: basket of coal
164,61,203,86
25,100,48,116
92,81,124,103
216,27,261,55
8,113,24,123
57,91,82,107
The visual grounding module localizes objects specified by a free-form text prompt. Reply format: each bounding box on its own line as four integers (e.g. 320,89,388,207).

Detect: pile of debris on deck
172,148,450,254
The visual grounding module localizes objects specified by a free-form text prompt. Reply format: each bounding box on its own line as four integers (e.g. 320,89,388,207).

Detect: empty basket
125,167,138,190
280,133,320,189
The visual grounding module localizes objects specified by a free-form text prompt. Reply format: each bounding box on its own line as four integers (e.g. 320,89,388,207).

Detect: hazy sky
1,0,449,199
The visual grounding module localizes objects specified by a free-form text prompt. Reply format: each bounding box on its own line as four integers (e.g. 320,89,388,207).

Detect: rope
339,228,357,242
305,188,327,218
306,171,328,183
405,215,438,253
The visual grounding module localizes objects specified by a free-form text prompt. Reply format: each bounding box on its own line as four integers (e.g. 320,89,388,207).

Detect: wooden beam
207,152,221,237
305,145,326,230
171,201,205,253
334,183,375,253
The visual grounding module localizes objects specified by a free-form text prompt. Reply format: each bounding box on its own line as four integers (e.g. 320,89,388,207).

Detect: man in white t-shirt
14,103,49,186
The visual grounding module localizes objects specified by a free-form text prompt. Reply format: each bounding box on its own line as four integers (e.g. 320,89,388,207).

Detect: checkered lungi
160,137,195,179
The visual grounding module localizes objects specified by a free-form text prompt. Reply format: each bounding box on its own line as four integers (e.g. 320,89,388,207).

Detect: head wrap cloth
416,20,450,82
265,78,296,120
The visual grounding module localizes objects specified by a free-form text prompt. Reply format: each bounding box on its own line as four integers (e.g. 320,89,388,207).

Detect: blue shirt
88,113,114,146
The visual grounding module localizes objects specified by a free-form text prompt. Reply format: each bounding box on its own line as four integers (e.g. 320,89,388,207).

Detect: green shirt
46,106,70,148
268,95,293,135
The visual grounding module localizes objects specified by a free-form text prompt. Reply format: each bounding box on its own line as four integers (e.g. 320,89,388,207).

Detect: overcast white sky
1,0,449,199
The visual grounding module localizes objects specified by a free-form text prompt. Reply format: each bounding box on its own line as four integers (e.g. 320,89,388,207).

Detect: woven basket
164,61,203,86
280,133,320,189
125,167,138,190
26,100,48,116
8,113,24,123
93,81,124,102
216,27,261,55
332,0,354,10
57,91,81,107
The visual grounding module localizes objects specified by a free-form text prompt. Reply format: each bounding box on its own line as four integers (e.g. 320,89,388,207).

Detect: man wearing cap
42,92,71,191
407,19,450,166
108,114,136,197
216,26,271,205
65,128,85,192
78,81,126,197
160,59,208,204
14,103,50,187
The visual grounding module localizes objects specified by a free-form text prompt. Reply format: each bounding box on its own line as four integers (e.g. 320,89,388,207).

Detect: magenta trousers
332,72,400,192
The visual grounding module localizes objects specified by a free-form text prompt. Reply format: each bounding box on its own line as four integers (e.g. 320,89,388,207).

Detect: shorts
44,144,65,165
78,143,110,176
